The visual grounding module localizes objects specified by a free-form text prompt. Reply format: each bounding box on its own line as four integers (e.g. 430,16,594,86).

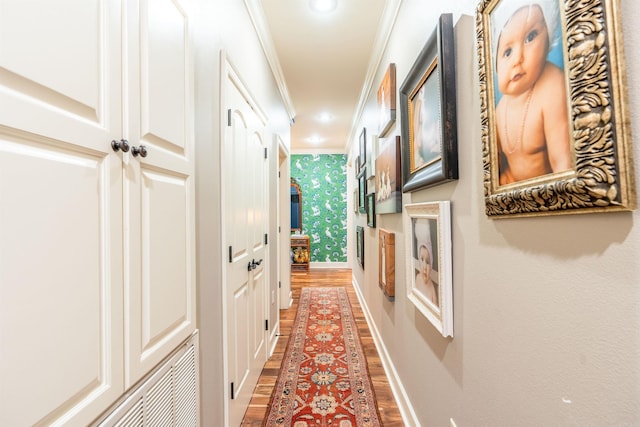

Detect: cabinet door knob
111,139,130,152
132,145,148,157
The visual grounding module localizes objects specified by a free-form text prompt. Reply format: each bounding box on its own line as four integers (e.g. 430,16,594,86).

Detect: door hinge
265,319,269,331
264,147,268,159
227,109,232,126
279,280,281,289
278,226,281,233
230,382,235,400
264,233,268,245
278,171,281,178
228,246,233,263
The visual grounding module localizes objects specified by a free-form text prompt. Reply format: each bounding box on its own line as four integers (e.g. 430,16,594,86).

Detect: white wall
352,0,640,425
192,1,291,425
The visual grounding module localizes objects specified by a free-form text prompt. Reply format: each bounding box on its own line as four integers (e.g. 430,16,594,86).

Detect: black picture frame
358,128,367,170
366,192,376,228
358,168,367,214
400,13,458,193
356,225,364,269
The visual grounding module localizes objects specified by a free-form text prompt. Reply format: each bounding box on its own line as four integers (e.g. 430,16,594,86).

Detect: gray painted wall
351,1,640,425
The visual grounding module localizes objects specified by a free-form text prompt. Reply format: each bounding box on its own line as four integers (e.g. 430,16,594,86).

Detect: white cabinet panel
125,0,196,388
126,168,195,385
0,0,196,423
0,124,123,427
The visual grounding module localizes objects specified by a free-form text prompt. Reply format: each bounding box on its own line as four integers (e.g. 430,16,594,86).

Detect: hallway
241,269,405,426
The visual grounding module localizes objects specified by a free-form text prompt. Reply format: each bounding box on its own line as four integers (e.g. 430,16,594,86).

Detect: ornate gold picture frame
476,0,636,217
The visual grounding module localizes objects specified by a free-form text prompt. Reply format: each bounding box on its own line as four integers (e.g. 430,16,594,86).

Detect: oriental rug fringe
264,287,381,427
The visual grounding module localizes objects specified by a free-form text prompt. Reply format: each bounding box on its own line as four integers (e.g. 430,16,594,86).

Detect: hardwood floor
241,268,405,426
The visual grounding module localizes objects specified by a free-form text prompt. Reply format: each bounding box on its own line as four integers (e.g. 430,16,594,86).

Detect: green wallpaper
291,154,347,263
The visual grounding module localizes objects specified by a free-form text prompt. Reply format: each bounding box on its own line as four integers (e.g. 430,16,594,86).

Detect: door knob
111,139,130,152
132,145,148,157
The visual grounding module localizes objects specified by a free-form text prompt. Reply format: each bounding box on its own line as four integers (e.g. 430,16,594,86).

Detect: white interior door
222,58,269,427
123,0,197,387
0,1,124,425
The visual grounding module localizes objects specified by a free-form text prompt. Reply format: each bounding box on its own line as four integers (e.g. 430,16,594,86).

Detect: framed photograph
476,0,636,217
400,13,458,193
366,134,378,179
378,229,395,300
403,201,453,338
366,192,376,228
353,188,359,214
375,135,402,214
354,155,360,178
358,168,367,214
358,128,367,170
356,225,364,269
378,63,397,138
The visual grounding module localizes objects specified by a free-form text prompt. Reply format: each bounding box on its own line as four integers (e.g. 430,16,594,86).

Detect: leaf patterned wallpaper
291,154,347,263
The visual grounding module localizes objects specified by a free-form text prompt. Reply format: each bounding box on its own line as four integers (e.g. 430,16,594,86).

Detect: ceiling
247,0,400,153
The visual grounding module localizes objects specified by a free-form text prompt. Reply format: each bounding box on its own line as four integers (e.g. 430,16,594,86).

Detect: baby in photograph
413,220,438,307
492,0,572,184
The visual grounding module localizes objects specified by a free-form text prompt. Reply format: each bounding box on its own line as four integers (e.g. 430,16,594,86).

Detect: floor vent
92,332,200,426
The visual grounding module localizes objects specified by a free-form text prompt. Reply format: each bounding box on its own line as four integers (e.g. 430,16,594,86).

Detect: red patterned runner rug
264,287,381,427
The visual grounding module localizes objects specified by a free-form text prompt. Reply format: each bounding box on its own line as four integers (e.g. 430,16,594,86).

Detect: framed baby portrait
403,201,453,338
476,0,636,217
400,13,458,193
377,63,396,138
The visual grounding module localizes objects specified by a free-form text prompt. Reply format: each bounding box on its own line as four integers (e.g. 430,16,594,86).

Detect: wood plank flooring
241,268,405,426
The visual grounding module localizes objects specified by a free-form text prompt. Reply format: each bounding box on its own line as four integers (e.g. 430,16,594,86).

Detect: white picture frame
403,201,453,337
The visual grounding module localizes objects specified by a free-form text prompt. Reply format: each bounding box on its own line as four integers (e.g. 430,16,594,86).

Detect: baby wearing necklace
492,0,571,185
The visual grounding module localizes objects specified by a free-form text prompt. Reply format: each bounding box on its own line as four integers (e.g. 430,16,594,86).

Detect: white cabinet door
123,0,197,387
0,1,124,426
222,58,269,427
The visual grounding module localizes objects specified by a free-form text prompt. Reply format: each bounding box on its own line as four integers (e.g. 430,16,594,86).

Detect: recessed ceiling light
307,135,324,144
309,0,337,12
316,112,334,123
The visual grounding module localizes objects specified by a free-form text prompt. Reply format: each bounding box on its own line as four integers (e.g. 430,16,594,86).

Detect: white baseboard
309,262,348,269
351,277,420,427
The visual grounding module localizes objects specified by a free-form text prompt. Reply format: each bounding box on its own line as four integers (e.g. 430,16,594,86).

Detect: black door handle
132,145,148,157
111,139,130,152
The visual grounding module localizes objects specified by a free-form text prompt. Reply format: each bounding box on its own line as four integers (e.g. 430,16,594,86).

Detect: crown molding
345,0,403,152
244,0,297,121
